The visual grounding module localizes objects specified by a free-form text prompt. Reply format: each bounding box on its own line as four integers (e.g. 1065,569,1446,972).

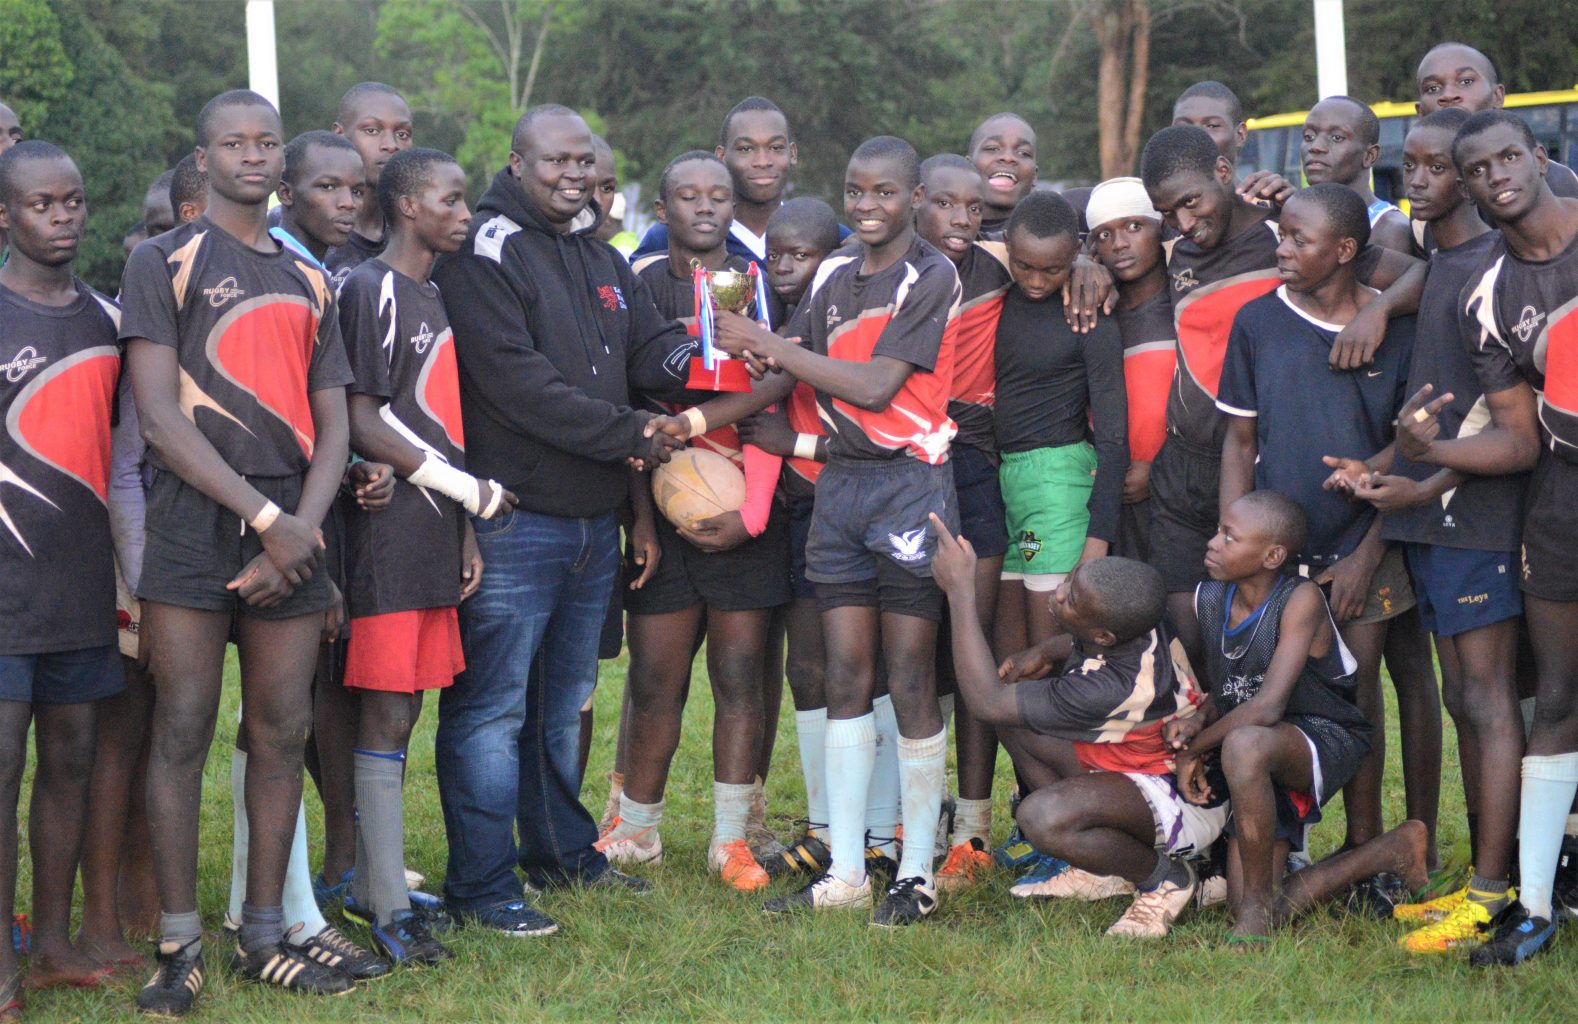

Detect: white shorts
1125,771,1228,858
999,571,1067,593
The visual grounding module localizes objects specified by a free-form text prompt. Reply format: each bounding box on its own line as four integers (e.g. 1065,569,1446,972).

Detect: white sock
227,749,248,922
611,794,663,848
897,728,948,884
826,714,876,886
283,799,328,942
794,707,829,839
866,695,900,858
954,797,993,846
711,781,754,850
1518,753,1578,919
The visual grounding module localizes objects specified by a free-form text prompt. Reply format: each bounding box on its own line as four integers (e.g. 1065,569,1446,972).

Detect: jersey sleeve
307,285,354,393
870,260,960,373
116,242,179,348
1082,320,1129,543
338,274,394,400
1461,282,1525,396
1215,317,1258,418
1013,660,1132,740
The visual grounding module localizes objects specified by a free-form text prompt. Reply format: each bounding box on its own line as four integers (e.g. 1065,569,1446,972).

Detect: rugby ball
652,448,745,529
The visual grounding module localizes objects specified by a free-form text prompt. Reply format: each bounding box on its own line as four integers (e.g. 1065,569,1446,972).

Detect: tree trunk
1094,0,1151,178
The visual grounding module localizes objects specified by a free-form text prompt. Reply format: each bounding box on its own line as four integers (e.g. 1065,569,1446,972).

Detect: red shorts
344,608,464,693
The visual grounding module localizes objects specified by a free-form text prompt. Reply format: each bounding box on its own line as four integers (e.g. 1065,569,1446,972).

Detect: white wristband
249,500,281,533
407,452,493,515
681,407,708,437
793,433,819,462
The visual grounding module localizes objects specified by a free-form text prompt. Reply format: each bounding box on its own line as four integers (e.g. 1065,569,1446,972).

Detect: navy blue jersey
1216,288,1413,567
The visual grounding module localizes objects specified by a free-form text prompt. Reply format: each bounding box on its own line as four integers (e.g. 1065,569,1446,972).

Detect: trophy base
685,357,753,393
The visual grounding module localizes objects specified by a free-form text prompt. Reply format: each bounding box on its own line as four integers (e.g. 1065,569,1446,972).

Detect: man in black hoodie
430,105,691,933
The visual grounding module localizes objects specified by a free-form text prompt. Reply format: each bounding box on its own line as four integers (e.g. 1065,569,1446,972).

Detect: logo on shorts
203,275,245,308
1,346,48,383
411,321,435,354
1513,304,1546,343
1171,268,1198,293
888,527,928,563
1017,530,1042,563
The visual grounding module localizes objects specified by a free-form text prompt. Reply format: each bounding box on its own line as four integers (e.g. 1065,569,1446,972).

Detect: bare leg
998,728,1082,793
1383,609,1442,868
1279,819,1430,920
308,641,358,883
706,608,770,786
1017,773,1165,883
954,556,1004,804
756,606,786,784
1439,620,1522,880
621,607,705,804
1220,723,1315,942
1337,619,1387,849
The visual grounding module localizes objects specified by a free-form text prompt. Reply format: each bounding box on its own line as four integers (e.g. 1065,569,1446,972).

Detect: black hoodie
433,168,695,517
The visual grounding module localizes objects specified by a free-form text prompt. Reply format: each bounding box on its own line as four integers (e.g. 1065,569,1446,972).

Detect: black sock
1466,811,1480,870
1139,852,1173,891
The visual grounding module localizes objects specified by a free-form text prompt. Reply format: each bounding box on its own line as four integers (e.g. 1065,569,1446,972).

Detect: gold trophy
688,260,768,391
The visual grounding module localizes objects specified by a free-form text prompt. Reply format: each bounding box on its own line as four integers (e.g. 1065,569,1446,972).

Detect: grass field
18,649,1578,1022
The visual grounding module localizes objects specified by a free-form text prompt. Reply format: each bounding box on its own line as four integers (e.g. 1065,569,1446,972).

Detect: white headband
1085,176,1161,230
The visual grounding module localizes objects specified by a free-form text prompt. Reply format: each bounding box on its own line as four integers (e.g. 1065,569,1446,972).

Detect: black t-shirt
949,241,1012,453
326,230,384,290
118,217,353,478
1217,288,1413,567
1385,231,1526,550
339,259,466,616
783,237,960,465
1461,225,1578,462
0,280,122,654
993,287,1128,542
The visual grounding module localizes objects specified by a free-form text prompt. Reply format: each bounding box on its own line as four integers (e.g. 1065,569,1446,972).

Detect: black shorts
1114,498,1154,562
624,501,792,616
597,569,624,660
815,558,944,622
1226,713,1370,852
952,443,1008,559
805,457,958,584
1147,438,1220,594
1520,455,1578,602
0,645,124,705
138,469,335,620
786,495,816,602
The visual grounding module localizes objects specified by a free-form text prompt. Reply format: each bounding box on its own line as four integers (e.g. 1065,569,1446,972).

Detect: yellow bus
1239,87,1578,204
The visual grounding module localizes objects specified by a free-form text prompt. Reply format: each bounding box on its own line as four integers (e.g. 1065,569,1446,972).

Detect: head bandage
1085,176,1161,231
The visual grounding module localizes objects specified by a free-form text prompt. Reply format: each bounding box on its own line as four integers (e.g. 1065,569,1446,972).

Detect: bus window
1374,115,1412,203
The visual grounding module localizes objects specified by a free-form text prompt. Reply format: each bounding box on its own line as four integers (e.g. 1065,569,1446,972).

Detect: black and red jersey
948,241,1012,453
0,280,121,654
119,217,353,477
339,259,467,616
784,237,960,465
1164,215,1280,451
1462,227,1578,461
1112,290,1175,464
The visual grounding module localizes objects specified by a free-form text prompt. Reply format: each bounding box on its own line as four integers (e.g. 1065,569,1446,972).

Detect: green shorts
999,443,1095,577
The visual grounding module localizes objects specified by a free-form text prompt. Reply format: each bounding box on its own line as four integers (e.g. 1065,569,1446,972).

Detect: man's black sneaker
1553,835,1578,922
452,899,560,937
1469,902,1558,967
371,911,454,967
872,876,938,927
764,827,832,880
1344,871,1409,919
135,937,205,1017
345,893,454,934
237,940,357,995
297,925,389,980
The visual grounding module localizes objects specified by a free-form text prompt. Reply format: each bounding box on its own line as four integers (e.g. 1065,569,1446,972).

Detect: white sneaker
1106,861,1196,938
1019,866,1135,902
594,818,663,865
764,871,872,913
1195,871,1228,908
404,866,426,890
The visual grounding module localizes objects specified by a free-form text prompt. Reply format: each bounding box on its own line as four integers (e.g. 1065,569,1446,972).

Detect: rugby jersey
783,236,960,465
119,217,353,477
325,230,384,289
1112,290,1175,464
0,280,121,653
948,240,1013,453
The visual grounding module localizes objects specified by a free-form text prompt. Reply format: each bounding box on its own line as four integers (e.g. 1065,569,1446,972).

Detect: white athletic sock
1518,753,1578,920
794,707,829,839
610,794,663,847
897,728,948,884
227,749,248,922
866,695,900,858
711,781,754,851
826,714,876,886
283,798,328,941
953,797,993,846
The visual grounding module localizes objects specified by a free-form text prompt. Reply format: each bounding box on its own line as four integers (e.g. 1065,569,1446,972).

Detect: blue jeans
436,508,618,909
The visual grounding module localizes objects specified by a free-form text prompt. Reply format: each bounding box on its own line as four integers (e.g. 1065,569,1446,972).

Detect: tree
1092,0,1151,177
0,0,73,128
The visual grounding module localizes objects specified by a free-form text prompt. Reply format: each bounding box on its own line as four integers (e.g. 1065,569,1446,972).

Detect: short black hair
335,82,407,126
1236,490,1307,557
1140,125,1223,192
919,153,980,186
0,140,74,205
657,149,727,203
1004,190,1077,242
1414,107,1473,136
282,130,358,187
592,134,614,162
967,112,1035,154
195,89,279,148
1420,41,1499,88
720,97,787,149
511,103,583,156
377,147,460,224
849,135,920,191
1320,95,1381,148
1175,81,1243,123
1452,109,1539,169
1077,558,1166,644
146,169,175,199
766,196,840,253
170,152,207,211
1288,182,1371,249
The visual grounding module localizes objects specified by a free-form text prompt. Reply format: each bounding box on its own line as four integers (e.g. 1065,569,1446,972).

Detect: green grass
21,650,1578,1022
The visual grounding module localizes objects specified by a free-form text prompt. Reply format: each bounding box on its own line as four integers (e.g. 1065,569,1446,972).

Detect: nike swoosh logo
1367,370,1383,377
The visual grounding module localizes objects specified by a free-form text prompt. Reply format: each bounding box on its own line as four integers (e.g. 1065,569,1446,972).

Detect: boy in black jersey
657,136,961,925
275,132,365,264
329,83,415,283
169,154,207,225
121,91,357,1012
1170,82,1294,209
0,142,125,998
1399,110,1578,966
340,147,506,965
1336,109,1527,952
598,152,789,891
1171,492,1429,947
1300,96,1413,253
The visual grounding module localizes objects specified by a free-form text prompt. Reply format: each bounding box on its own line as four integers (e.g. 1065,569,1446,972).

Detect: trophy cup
687,261,773,392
